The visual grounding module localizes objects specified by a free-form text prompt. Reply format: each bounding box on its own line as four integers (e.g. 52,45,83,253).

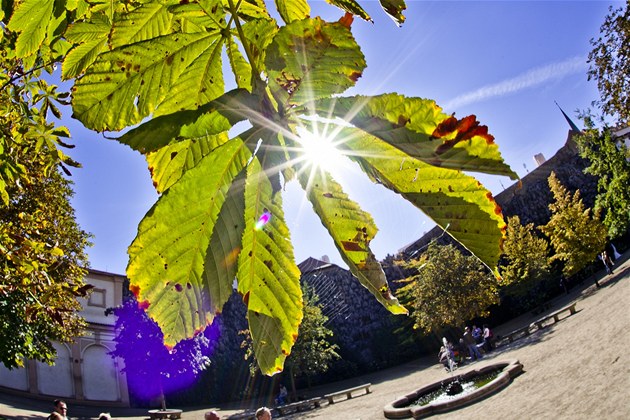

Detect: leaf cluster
4,0,517,375
574,122,630,239
539,172,607,277
587,3,630,124
396,243,499,333
499,215,551,296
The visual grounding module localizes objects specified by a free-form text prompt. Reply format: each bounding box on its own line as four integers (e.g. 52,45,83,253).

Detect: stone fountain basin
383,359,523,419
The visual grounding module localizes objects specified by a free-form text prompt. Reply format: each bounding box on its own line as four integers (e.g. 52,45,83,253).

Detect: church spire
555,101,581,133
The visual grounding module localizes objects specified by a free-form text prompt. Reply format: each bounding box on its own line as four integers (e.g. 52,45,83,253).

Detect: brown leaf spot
341,241,364,252
242,291,250,305
130,285,141,297
170,151,178,160
338,12,354,28
175,283,183,292
138,299,150,310
264,260,273,270
349,71,362,83
187,283,192,289
432,115,495,154
165,54,174,65
396,115,410,127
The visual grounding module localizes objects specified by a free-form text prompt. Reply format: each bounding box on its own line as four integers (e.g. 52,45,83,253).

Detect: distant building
533,153,546,166
0,269,130,406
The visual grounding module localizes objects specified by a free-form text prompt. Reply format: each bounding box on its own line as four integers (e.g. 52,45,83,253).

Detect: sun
295,125,348,176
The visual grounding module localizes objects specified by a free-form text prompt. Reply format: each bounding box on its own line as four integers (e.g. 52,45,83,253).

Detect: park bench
496,303,578,348
495,324,534,347
531,302,577,330
324,383,371,404
276,397,324,415
148,409,182,419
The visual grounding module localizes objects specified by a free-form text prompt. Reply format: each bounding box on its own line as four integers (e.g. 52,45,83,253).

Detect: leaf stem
0,62,54,92
226,0,262,89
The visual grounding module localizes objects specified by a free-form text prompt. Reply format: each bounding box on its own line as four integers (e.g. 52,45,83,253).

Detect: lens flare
255,210,271,230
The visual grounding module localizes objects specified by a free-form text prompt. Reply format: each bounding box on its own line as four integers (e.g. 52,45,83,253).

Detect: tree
587,3,630,124
499,215,551,296
3,0,518,374
0,150,92,369
396,243,499,333
285,285,339,390
574,120,630,239
539,172,607,277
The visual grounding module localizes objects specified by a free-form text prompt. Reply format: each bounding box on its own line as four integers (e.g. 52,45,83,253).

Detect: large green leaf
274,0,309,24
127,138,251,346
237,158,302,375
335,126,506,269
7,0,54,59
72,31,225,131
309,94,519,179
226,0,271,22
226,35,253,91
203,172,247,316
109,1,174,48
170,0,228,32
146,133,229,193
116,89,257,154
62,38,108,79
298,168,407,314
265,17,366,106
240,19,279,82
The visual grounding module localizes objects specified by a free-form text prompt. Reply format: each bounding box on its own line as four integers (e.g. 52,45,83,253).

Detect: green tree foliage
0,12,92,369
285,285,339,384
396,243,499,333
499,215,551,296
240,284,338,382
539,172,607,277
574,120,630,239
3,0,518,374
587,3,630,124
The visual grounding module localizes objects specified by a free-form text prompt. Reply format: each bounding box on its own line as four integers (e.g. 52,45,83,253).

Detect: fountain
383,359,523,419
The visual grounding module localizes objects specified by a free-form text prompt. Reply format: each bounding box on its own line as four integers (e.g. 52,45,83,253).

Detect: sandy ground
1,254,630,420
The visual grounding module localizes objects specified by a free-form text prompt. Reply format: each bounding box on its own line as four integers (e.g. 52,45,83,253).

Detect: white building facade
0,269,130,406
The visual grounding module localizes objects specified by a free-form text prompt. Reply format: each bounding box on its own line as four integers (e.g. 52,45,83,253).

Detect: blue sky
63,0,622,275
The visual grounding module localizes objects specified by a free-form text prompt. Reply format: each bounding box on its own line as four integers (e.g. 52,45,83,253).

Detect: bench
148,409,182,419
495,324,534,347
496,303,578,348
276,397,324,415
324,383,371,404
531,303,577,330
